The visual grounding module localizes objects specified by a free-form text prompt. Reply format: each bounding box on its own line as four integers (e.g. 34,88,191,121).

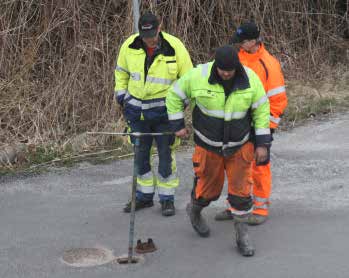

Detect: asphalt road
1,113,348,278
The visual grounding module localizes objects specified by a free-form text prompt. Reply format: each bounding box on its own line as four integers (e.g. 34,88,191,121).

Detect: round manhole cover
62,247,114,267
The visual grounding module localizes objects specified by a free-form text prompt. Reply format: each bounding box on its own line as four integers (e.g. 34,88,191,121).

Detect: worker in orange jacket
215,22,288,225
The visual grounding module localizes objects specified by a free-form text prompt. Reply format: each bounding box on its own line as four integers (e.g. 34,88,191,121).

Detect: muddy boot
234,221,255,257
214,209,234,221
247,214,268,226
160,200,175,217
186,202,210,237
123,199,154,213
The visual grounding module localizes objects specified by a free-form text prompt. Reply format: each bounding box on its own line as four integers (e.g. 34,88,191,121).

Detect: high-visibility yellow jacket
238,44,287,129
114,31,193,121
166,62,271,156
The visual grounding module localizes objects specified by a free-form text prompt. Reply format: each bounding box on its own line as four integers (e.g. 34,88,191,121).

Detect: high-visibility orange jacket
238,44,287,129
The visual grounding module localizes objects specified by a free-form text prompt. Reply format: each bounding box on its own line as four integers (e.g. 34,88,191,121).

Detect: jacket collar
128,32,175,56
208,62,250,93
239,42,265,61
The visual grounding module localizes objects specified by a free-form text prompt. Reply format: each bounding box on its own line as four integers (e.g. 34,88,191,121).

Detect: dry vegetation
0,0,348,166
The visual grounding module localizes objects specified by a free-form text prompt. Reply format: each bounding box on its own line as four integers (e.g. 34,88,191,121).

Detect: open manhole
62,247,114,267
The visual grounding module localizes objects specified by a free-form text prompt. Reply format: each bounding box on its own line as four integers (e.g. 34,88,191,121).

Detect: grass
1,71,348,175
0,137,133,176
280,72,349,129
1,0,347,175
283,96,337,126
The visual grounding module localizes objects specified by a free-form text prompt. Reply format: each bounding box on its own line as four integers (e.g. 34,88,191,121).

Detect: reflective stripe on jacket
238,44,287,128
114,32,193,121
166,62,271,156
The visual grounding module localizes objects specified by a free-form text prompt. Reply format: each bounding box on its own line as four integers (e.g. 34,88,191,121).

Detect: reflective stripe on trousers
252,159,271,216
157,172,179,196
228,205,253,216
137,171,155,194
130,120,179,197
137,171,179,196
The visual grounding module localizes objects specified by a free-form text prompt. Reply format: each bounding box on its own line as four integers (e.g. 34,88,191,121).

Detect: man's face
239,39,257,52
217,67,236,80
142,27,160,48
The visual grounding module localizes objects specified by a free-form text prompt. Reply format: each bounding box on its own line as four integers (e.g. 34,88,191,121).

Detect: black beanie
215,45,240,71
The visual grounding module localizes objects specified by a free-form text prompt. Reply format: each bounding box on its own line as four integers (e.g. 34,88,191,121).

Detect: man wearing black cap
215,22,288,225
114,12,193,216
166,45,271,256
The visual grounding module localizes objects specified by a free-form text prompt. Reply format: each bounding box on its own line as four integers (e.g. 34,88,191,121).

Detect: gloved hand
255,145,270,166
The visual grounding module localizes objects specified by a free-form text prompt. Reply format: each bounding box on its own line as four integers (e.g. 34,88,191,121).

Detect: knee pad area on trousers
227,194,253,211
191,176,220,207
192,195,220,207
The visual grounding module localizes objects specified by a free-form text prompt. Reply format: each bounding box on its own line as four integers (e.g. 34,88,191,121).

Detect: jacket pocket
240,142,255,163
166,61,178,76
191,89,218,98
192,145,207,177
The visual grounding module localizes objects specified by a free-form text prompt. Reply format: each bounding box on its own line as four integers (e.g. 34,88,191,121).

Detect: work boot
214,209,234,221
186,202,210,237
234,221,255,257
160,200,175,217
123,199,154,213
247,214,268,226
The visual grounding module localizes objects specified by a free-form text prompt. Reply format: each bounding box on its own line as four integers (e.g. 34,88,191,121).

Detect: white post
132,0,140,33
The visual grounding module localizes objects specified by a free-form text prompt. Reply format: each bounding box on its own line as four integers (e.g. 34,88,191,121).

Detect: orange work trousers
251,160,271,216
192,142,254,213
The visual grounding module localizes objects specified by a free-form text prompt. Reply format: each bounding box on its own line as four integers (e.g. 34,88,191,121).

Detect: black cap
138,12,159,38
215,45,240,71
230,22,260,44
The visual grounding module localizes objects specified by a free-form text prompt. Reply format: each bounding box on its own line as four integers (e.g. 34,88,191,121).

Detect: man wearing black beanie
211,45,244,95
166,45,271,257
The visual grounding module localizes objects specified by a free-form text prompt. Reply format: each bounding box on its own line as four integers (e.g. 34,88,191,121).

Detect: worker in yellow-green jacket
166,45,271,256
114,12,193,216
